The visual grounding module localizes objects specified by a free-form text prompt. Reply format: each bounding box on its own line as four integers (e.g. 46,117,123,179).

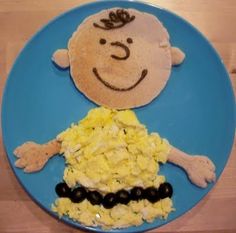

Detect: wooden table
0,1,235,232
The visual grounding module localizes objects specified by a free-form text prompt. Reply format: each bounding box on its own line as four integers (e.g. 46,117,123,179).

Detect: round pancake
68,8,172,109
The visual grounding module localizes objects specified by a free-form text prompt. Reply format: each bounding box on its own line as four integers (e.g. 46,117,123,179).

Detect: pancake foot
168,147,216,188
52,49,70,69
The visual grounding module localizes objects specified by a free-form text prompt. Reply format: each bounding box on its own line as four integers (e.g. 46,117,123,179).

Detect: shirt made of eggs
57,107,170,193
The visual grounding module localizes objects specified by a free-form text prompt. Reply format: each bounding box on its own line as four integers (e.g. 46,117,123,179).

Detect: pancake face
68,8,172,109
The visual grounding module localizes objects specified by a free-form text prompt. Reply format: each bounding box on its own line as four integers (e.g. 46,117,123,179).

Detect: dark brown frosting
110,41,130,60
93,9,135,30
92,68,148,91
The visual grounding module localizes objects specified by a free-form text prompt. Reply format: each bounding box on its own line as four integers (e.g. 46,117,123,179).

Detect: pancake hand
14,139,61,173
168,147,216,188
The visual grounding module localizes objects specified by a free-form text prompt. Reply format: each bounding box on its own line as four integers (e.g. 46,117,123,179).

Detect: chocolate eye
100,38,106,45
127,38,133,44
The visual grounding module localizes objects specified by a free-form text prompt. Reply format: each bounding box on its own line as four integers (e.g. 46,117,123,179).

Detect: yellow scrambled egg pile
53,198,173,229
52,107,174,228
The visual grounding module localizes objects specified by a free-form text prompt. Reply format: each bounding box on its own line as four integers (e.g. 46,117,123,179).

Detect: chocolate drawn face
93,36,148,91
90,9,148,91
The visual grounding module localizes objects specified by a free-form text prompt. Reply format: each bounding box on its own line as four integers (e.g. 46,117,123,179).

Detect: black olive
55,182,71,198
87,191,103,205
70,187,87,203
116,189,130,204
159,182,173,199
144,187,160,203
102,193,117,209
130,187,144,201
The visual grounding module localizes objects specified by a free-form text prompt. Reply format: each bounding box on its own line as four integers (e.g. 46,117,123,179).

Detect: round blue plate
2,0,235,232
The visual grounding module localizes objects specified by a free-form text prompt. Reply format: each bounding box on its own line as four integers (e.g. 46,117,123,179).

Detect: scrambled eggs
52,107,174,228
52,198,173,229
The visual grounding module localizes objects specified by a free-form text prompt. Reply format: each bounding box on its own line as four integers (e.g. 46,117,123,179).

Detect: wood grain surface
0,1,235,233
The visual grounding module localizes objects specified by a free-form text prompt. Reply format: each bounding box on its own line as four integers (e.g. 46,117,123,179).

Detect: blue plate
2,0,235,232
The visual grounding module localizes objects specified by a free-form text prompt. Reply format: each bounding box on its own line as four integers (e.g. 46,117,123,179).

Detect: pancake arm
52,49,70,69
13,138,216,188
14,139,61,173
167,146,216,188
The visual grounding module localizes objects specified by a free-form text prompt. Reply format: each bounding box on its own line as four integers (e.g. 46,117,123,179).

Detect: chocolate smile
92,68,148,91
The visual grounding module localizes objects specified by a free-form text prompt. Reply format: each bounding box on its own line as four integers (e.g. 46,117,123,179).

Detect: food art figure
13,8,215,229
